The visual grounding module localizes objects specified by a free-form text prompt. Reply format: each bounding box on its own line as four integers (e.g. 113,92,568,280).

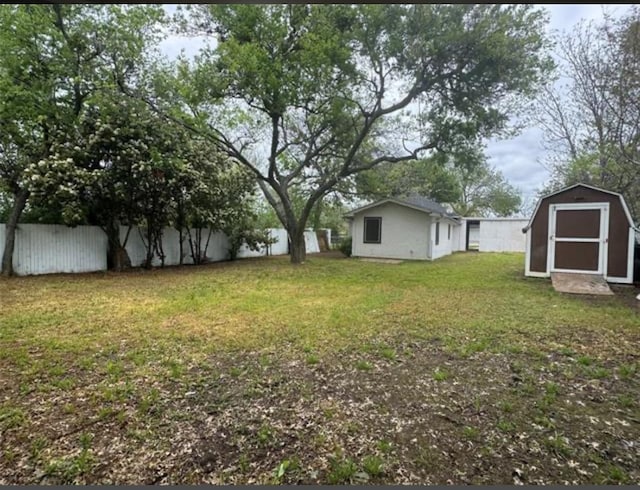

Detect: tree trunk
289,229,306,264
311,197,323,230
1,187,29,277
105,220,131,272
143,226,154,269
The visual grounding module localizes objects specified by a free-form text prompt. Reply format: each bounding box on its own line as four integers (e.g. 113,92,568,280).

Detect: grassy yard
0,252,638,484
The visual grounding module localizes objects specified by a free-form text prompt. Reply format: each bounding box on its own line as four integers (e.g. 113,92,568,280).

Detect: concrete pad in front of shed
359,258,403,264
551,272,614,296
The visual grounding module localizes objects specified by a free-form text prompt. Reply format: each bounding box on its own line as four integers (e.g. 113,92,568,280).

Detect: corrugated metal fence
0,224,319,276
452,218,529,252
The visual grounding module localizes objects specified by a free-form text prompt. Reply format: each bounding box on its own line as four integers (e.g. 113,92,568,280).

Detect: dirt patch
1,340,637,484
551,273,613,296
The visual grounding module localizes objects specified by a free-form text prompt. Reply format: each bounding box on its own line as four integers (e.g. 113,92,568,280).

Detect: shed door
548,203,609,274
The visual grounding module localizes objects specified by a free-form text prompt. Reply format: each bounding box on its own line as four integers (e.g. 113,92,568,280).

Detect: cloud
485,4,635,196
486,128,549,198
158,5,211,60
158,35,207,60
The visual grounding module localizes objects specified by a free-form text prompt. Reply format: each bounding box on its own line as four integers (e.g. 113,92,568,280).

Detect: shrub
338,236,352,257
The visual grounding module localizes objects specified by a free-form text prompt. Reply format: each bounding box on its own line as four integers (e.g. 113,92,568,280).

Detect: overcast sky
485,4,633,203
158,4,634,204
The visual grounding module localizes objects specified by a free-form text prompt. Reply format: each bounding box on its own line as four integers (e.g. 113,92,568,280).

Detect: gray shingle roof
398,195,458,217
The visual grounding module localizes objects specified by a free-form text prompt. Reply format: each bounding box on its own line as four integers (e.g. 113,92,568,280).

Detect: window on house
363,217,382,244
435,222,440,246
448,224,451,240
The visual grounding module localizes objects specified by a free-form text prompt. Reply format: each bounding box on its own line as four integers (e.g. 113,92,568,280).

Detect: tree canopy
146,4,552,263
0,4,165,274
352,149,522,217
536,6,640,221
0,5,261,274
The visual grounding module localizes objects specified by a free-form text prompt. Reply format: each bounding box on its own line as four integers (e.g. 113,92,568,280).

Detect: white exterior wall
1,224,107,275
0,224,309,276
352,202,430,260
476,219,528,252
454,218,528,252
451,221,467,252
430,219,455,260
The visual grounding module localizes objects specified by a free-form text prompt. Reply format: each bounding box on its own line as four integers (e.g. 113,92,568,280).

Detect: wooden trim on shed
525,227,548,278
605,227,635,284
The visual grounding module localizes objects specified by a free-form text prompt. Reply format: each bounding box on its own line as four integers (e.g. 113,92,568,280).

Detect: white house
344,197,461,260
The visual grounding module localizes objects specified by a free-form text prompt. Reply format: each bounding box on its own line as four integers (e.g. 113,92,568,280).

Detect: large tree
0,4,163,275
537,6,640,220
146,4,551,263
353,149,521,217
452,158,522,217
352,156,460,204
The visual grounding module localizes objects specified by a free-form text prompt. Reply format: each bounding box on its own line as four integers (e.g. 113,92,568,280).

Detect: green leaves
170,5,551,239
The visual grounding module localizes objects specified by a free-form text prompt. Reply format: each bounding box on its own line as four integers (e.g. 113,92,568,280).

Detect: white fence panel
10,224,107,275
123,226,231,266
0,224,4,265
477,219,528,252
203,231,230,262
236,241,266,258
158,227,183,266
173,228,229,264
1,223,320,276
267,228,289,256
121,226,149,268
304,230,320,254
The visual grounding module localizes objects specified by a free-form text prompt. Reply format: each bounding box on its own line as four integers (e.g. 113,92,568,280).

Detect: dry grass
0,252,638,484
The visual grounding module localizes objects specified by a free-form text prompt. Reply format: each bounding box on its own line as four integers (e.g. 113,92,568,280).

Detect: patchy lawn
0,252,638,484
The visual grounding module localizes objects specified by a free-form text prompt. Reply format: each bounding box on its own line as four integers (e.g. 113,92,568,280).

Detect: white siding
477,219,528,252
352,202,430,260
453,218,528,252
430,219,455,260
451,221,467,252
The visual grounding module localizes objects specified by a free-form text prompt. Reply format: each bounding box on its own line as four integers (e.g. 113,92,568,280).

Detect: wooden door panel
554,241,600,271
555,209,600,238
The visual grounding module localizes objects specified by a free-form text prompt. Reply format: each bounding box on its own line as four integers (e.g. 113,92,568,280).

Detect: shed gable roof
522,183,637,232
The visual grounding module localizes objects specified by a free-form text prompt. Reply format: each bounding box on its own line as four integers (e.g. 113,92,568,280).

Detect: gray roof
399,195,458,217
345,195,459,219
